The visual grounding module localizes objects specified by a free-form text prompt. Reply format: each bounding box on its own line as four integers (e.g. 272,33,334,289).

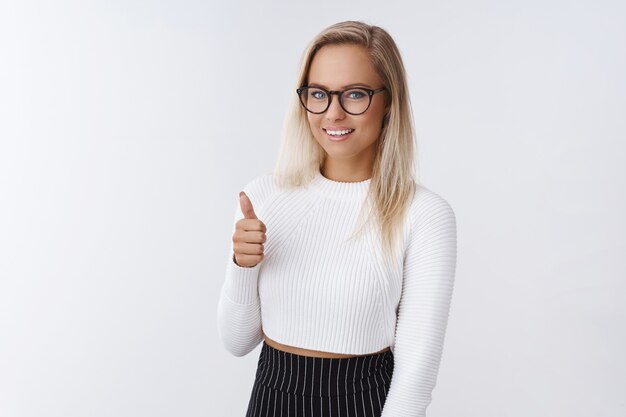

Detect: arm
216,196,264,357
380,192,458,417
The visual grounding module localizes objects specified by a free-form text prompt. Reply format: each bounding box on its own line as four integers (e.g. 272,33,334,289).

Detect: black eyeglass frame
296,85,387,115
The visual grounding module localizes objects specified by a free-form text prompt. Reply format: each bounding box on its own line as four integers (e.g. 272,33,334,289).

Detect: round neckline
309,170,371,200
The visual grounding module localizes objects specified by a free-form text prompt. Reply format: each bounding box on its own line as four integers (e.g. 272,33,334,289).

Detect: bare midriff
263,334,391,359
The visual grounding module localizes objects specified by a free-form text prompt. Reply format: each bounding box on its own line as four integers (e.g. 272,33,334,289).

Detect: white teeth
326,129,354,136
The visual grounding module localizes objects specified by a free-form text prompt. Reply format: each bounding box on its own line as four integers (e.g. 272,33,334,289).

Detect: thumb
239,191,258,219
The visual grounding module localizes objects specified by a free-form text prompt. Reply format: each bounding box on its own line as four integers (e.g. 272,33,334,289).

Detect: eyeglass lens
300,88,371,114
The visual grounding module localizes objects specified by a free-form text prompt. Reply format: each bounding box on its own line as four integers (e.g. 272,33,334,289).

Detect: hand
232,191,267,268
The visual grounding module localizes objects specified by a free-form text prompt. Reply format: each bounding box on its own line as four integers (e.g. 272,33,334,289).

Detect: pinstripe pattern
246,341,394,417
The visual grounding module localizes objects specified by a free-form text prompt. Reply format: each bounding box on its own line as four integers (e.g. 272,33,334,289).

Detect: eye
345,89,367,100
309,89,327,100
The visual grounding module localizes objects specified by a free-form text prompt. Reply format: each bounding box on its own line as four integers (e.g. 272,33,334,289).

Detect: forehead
308,44,380,88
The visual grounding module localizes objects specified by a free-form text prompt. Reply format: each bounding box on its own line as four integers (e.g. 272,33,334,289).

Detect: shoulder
241,172,278,193
240,172,282,210
406,182,457,233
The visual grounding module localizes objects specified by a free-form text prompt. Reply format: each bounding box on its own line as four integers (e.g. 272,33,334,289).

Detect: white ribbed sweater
216,170,457,417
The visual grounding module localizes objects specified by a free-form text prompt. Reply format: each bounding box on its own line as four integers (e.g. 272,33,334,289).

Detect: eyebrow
307,82,372,89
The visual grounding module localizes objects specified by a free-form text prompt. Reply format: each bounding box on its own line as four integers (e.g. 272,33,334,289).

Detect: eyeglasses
296,85,387,115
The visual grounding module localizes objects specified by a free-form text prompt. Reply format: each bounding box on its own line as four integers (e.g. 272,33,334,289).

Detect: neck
309,169,371,200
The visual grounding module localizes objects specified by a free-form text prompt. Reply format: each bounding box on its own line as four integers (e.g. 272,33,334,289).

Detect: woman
217,20,457,417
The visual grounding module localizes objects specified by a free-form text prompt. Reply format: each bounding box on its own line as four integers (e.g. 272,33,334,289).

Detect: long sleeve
380,192,458,417
216,175,277,357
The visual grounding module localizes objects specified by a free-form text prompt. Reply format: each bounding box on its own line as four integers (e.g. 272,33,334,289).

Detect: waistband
254,340,394,398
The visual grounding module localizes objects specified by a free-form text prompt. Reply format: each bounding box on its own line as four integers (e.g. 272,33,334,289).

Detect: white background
1,1,624,416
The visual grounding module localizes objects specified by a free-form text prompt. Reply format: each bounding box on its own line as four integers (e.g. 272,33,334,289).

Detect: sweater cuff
223,254,261,305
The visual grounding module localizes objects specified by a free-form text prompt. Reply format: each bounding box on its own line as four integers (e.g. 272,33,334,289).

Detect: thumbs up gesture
232,191,267,268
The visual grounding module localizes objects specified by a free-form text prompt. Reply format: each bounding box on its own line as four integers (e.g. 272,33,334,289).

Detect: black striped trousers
245,340,394,417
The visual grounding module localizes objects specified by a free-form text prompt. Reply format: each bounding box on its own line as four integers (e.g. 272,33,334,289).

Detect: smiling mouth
323,129,354,142
323,128,355,139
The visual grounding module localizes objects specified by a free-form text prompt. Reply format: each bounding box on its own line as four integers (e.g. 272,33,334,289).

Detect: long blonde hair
273,20,419,267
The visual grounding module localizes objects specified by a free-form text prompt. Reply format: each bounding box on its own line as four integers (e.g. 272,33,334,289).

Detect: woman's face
305,44,389,174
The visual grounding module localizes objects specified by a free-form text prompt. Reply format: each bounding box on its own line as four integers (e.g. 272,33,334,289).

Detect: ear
384,96,391,114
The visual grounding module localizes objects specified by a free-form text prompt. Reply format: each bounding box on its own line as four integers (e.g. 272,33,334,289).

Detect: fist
232,191,267,268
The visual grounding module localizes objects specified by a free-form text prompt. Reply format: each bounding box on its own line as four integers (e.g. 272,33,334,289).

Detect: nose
325,93,346,121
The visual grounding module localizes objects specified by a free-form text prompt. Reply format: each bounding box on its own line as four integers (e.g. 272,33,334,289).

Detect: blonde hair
273,20,420,268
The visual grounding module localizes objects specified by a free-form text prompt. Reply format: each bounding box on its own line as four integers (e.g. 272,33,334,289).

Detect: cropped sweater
216,170,458,417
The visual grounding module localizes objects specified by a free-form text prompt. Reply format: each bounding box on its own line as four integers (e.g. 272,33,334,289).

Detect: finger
233,241,265,255
233,227,266,243
236,218,266,233
234,252,264,267
239,191,258,220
